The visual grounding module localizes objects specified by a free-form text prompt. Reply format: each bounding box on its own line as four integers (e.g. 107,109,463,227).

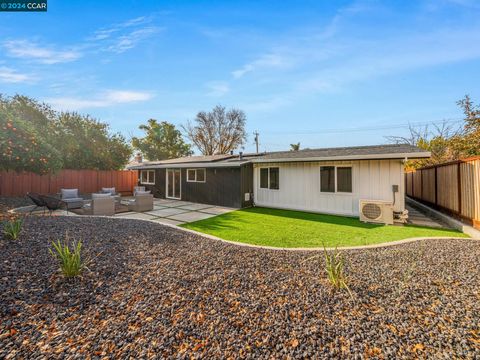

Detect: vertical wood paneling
0,170,138,196
405,157,480,228
253,159,403,216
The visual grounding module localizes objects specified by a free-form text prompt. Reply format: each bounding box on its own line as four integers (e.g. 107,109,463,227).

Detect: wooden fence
405,157,480,228
0,170,139,197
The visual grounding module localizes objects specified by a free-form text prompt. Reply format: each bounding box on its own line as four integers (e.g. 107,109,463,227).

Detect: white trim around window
186,168,206,183
259,167,279,190
140,169,155,185
320,165,352,194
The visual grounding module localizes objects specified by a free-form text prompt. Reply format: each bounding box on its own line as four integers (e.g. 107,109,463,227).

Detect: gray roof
128,144,430,169
254,144,430,162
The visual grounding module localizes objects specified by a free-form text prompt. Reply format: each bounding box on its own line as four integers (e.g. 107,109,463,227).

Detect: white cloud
0,66,33,83
106,26,161,53
205,81,230,97
3,40,81,64
232,53,290,79
46,90,154,110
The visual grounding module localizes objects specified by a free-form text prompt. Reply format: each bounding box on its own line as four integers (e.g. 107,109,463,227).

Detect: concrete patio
113,198,237,226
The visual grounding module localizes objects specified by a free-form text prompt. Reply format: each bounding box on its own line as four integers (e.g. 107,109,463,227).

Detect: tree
183,105,247,155
451,95,480,158
290,142,300,151
132,119,192,160
386,95,480,169
0,95,63,174
54,112,132,170
0,94,132,173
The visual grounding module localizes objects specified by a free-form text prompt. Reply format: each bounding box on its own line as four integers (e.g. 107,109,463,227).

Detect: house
128,144,430,218
128,153,262,208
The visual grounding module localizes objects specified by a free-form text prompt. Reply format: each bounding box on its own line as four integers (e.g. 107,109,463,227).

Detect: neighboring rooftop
128,144,430,169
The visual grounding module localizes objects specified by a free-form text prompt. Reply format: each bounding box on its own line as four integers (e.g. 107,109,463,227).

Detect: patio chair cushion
101,187,116,195
92,193,111,199
61,188,79,199
135,190,151,196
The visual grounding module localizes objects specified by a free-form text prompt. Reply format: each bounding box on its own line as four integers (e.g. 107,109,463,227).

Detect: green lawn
181,207,468,248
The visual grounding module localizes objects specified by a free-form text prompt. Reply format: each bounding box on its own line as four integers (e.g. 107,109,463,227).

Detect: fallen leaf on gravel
290,339,299,348
412,343,425,352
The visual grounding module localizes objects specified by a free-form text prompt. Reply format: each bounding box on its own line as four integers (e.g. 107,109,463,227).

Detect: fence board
405,157,480,228
0,170,138,197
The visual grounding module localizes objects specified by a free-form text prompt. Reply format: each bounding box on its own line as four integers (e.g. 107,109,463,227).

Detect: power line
262,118,464,136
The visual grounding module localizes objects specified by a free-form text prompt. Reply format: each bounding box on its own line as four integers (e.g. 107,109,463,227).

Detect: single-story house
128,144,430,220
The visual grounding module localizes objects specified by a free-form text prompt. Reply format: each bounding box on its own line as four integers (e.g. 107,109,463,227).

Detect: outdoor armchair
60,188,84,209
127,193,153,212
100,187,121,203
84,193,115,216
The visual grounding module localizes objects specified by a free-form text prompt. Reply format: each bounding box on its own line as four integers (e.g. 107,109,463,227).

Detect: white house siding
253,159,405,216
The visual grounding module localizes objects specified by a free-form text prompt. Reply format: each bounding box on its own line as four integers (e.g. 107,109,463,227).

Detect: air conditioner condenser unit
359,200,394,225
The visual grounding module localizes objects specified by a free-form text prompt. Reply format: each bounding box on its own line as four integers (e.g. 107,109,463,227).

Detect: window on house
186,169,206,182
140,170,155,184
260,167,279,190
337,167,352,193
260,168,269,188
269,167,279,190
320,166,352,193
320,166,335,192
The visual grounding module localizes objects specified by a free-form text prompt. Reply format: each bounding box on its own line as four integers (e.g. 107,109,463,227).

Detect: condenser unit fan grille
362,203,382,220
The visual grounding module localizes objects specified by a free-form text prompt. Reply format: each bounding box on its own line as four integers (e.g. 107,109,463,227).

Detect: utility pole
253,131,259,153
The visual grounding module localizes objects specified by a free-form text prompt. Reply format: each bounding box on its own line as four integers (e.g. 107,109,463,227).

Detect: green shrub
49,238,84,277
2,217,23,240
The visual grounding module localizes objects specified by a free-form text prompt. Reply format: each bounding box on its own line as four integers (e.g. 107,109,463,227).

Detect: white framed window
259,167,279,190
320,166,352,193
140,170,155,185
186,168,206,183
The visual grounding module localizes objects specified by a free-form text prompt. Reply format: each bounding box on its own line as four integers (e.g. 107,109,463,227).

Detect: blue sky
1,0,480,153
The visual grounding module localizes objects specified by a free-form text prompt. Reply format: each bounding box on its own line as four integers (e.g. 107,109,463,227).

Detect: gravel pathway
1,216,479,359
0,197,33,212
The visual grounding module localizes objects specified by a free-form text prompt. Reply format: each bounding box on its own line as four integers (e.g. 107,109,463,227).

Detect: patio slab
114,212,156,220
168,211,216,223
150,218,185,226
165,201,195,207
199,206,237,215
177,203,214,211
146,207,190,217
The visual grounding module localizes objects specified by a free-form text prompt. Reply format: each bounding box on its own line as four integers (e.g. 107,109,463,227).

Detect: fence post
457,162,462,214
420,169,423,200
434,167,438,205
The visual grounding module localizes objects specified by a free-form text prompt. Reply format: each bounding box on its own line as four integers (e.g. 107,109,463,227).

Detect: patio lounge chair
84,193,115,216
60,188,84,209
27,192,47,214
127,192,153,212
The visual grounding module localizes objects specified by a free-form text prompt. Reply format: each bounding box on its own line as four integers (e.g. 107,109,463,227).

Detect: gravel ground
0,216,479,359
0,197,33,212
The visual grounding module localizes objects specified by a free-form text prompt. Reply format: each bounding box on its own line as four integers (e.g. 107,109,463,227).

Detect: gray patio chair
100,187,121,203
84,193,115,216
60,188,84,209
127,193,153,212
133,186,146,195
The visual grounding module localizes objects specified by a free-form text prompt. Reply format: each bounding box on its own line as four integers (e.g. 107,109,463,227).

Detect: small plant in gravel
305,246,352,297
323,247,351,294
2,216,23,240
49,237,85,278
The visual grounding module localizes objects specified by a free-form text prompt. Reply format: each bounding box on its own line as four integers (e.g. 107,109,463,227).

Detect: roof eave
251,152,431,163
128,161,250,170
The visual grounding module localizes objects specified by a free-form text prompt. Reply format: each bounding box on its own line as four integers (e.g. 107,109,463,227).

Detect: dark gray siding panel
141,168,165,198
240,163,254,207
182,167,242,208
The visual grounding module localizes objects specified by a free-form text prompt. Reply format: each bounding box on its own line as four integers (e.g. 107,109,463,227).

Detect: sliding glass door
166,169,181,199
